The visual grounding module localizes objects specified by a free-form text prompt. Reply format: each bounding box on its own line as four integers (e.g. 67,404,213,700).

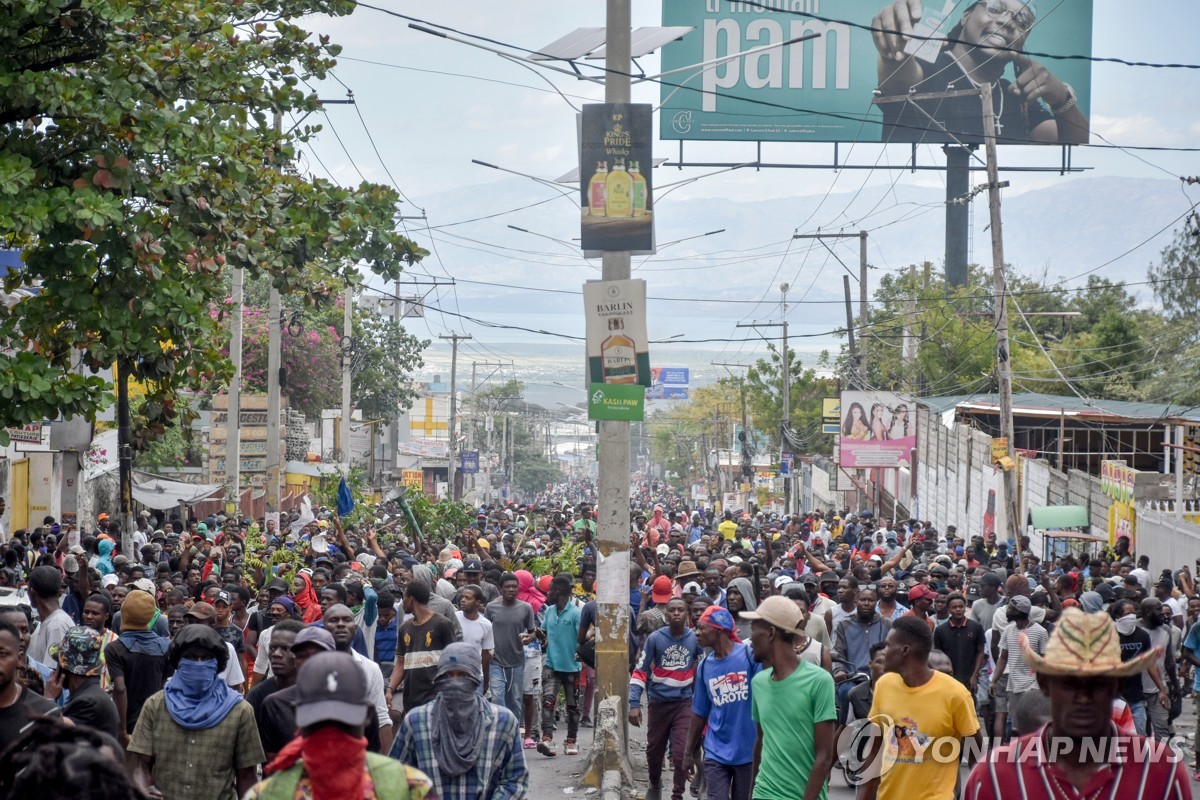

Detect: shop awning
132,478,223,510
1028,505,1089,530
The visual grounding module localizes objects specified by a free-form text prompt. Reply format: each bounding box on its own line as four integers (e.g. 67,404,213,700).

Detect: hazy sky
291,1,1200,371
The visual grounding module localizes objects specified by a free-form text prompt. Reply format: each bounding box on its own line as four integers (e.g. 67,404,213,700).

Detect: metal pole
587,0,634,786
228,266,243,518
780,282,790,516
981,86,1021,547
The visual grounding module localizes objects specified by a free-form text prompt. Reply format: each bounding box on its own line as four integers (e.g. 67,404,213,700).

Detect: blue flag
336,476,355,518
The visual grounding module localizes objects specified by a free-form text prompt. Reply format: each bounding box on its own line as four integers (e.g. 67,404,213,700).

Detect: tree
744,347,838,456
1149,220,1200,323
351,313,427,425
0,0,426,446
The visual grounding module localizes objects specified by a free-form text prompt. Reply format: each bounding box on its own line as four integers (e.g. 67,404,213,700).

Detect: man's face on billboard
961,0,1034,55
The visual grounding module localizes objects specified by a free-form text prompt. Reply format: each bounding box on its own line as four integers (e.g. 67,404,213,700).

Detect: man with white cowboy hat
962,607,1190,800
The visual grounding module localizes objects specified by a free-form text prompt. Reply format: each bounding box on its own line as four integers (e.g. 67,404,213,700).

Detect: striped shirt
630,627,700,708
963,724,1191,800
999,622,1048,693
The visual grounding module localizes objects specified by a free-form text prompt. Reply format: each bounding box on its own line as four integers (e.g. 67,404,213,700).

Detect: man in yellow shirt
717,511,739,542
857,616,982,800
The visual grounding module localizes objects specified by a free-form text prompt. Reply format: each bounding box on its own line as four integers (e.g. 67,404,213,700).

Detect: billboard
581,103,655,252
660,0,1092,145
837,391,916,468
584,279,651,387
647,366,690,400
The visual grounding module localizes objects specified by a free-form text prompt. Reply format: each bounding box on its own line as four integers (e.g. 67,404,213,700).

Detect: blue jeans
489,663,524,725
1129,700,1147,736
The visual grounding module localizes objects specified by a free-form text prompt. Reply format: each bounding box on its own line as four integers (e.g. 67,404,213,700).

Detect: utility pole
341,283,354,474
587,0,634,786
265,111,283,523
794,231,869,385
468,361,512,503
735,321,785,511
227,266,243,518
981,85,1020,552
439,333,471,500
843,275,860,389
386,279,401,483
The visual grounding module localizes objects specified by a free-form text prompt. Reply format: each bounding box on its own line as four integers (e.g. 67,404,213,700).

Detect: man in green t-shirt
742,596,837,800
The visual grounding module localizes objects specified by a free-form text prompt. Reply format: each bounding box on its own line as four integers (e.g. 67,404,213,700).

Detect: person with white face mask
1110,598,1170,737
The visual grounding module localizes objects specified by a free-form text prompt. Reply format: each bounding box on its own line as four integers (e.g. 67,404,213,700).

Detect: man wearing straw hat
962,607,1191,800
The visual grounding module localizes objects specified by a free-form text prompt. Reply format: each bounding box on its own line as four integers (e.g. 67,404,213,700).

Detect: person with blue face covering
128,624,264,800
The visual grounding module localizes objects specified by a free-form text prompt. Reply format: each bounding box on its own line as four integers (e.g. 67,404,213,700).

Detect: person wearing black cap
128,624,264,800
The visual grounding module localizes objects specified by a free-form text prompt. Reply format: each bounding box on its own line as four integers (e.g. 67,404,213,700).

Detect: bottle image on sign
601,317,638,384
606,158,632,218
630,161,647,217
588,161,608,217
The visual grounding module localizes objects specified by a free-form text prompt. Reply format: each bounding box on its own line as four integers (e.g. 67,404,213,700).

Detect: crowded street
3,0,1200,799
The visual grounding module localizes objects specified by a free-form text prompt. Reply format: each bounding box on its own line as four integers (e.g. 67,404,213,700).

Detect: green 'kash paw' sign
588,383,645,421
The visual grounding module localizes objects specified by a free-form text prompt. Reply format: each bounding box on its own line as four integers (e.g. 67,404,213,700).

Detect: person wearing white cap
740,596,836,800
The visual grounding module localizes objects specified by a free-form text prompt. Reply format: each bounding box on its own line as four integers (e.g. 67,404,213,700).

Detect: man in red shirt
962,607,1189,800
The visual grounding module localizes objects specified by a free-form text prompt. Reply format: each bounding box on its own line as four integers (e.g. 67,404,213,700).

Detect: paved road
527,700,1200,798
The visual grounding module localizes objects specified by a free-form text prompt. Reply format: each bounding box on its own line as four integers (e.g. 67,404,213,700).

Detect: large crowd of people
0,486,1196,800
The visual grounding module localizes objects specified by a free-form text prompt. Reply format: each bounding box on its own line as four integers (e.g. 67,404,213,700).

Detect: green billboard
660,0,1093,145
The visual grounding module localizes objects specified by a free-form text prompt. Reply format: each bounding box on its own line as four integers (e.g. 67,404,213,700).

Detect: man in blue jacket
630,596,700,800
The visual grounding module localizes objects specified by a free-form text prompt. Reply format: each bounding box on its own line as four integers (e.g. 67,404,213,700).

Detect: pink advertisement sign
837,392,916,469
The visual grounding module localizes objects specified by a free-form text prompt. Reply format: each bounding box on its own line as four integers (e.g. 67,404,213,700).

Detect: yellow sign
991,437,1009,463
409,397,448,437
401,470,424,490
822,398,840,420
1108,501,1135,548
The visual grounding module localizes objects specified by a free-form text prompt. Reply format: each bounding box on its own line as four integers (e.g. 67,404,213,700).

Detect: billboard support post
944,145,973,286
981,86,1021,560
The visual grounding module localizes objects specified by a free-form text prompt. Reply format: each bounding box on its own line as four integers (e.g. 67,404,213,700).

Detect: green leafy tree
1149,221,1200,323
351,313,427,424
0,0,426,446
744,347,838,456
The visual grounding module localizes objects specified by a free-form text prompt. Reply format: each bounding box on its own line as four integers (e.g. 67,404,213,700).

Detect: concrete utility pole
439,333,471,500
341,283,354,474
386,279,401,482
587,0,635,787
981,86,1020,550
265,111,284,520
468,361,512,502
794,230,869,382
227,266,243,517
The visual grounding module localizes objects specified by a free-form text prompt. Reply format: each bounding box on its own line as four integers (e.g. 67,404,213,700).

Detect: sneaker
537,736,558,757
523,737,537,749
564,738,579,756
580,716,593,728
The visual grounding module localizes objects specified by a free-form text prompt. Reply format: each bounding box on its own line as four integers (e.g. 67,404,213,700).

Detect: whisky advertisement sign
584,279,651,387
580,103,655,252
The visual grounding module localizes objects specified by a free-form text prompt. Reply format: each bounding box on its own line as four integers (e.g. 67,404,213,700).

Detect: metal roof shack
918,391,1200,475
